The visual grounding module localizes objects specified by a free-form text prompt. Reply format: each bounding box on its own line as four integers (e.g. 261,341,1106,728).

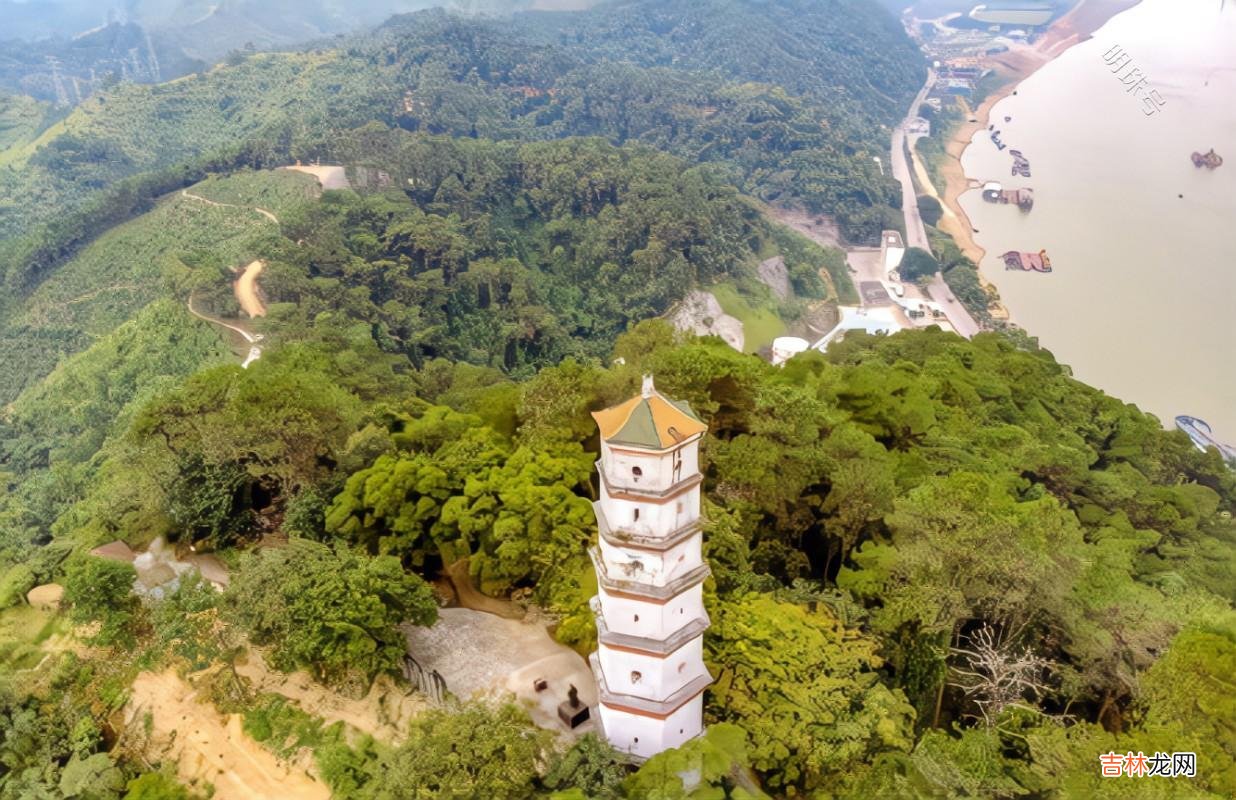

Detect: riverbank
953,0,1236,432
933,0,1142,266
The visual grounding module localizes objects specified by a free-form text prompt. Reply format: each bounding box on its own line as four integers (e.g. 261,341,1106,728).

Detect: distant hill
0,0,921,397
0,0,578,105
0,22,202,104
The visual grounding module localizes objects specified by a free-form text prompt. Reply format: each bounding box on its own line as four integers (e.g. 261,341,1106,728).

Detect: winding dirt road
178,185,281,367
186,295,263,368
180,188,278,224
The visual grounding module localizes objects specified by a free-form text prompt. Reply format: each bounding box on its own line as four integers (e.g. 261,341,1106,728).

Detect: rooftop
592,376,707,450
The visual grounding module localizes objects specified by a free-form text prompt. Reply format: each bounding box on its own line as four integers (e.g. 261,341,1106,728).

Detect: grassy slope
0,604,66,673
710,282,787,353
7,299,236,465
0,170,318,404
0,94,50,154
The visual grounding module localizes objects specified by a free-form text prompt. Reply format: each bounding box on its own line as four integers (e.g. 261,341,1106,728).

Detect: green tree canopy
705,593,915,792
899,247,940,282
225,540,437,686
62,555,140,647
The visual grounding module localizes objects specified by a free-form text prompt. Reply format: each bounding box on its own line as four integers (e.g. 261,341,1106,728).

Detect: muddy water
959,0,1236,437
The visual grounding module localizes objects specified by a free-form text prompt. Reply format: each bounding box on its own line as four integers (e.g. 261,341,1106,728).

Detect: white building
881,229,906,275
588,376,712,761
813,306,906,351
771,336,810,366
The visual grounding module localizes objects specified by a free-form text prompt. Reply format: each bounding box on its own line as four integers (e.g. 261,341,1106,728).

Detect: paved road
890,70,982,338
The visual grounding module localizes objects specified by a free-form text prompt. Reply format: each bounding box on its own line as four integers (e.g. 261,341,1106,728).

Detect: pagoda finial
641,374,655,398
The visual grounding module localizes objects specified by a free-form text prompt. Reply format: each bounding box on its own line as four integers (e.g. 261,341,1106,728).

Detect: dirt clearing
283,165,350,192
234,650,428,744
125,670,330,800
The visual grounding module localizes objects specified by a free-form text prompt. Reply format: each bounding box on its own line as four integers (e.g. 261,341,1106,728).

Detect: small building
941,78,974,98
588,376,712,761
770,337,810,366
881,230,906,275
907,117,932,136
90,541,137,563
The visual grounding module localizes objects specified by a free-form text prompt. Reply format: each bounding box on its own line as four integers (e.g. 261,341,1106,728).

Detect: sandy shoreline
932,0,1143,268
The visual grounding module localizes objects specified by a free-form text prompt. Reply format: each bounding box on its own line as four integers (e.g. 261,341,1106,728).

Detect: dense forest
0,0,921,244
1,1,1233,799
3,315,1234,797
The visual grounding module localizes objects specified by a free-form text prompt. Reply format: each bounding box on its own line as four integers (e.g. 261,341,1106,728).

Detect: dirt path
179,183,279,363
234,260,266,319
186,295,263,368
125,670,330,800
443,559,524,620
180,188,274,319
180,189,279,225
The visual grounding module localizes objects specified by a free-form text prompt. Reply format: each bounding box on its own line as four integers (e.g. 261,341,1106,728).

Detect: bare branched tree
949,624,1052,726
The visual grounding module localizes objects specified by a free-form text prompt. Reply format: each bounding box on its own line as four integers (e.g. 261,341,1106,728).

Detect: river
958,0,1236,437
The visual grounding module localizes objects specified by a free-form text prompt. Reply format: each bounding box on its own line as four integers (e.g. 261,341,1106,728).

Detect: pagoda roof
592,376,706,450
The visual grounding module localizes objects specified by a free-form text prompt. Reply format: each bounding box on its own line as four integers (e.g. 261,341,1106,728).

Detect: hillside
0,0,922,243
6,3,1231,799
3,322,1234,798
0,0,920,400
0,169,318,403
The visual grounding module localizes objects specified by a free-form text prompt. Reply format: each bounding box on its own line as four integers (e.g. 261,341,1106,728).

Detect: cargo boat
1001,249,1052,272
981,182,1034,211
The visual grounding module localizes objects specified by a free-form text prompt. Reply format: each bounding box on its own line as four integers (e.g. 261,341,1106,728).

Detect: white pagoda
588,375,712,760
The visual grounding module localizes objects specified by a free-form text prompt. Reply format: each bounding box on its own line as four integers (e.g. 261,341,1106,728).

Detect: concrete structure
770,336,810,366
969,3,1054,28
588,376,712,761
813,306,906,351
881,229,906,275
907,117,931,136
402,608,598,736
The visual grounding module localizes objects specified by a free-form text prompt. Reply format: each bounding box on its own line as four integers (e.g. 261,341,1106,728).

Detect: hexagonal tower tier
588,374,713,761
